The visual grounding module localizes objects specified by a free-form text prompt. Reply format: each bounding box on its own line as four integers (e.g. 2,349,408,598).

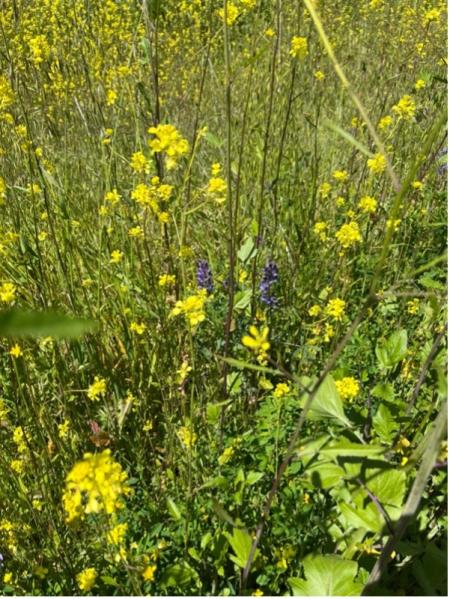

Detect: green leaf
307,375,352,427
318,439,384,459
288,554,365,596
0,309,98,339
166,497,182,521
371,383,395,402
365,468,406,512
237,237,256,262
246,471,264,486
375,329,408,369
203,131,223,148
308,461,346,489
224,528,259,569
233,289,252,311
338,501,383,533
160,561,199,589
100,576,119,587
372,403,397,443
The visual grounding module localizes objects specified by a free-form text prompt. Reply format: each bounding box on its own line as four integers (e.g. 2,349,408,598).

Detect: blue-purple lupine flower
260,260,279,307
197,259,214,294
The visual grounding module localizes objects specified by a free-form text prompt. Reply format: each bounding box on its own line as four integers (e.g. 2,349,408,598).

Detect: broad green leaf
308,461,346,489
288,554,365,596
0,309,97,339
371,382,395,402
372,403,397,443
318,439,384,459
224,528,259,569
338,501,383,533
233,289,252,311
375,329,408,369
246,471,264,486
237,237,256,262
160,561,199,588
364,468,406,515
307,375,352,427
100,576,119,587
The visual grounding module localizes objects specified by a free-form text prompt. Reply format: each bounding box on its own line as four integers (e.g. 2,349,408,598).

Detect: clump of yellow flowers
289,36,308,59
147,123,189,170
170,289,208,329
242,325,270,364
62,449,132,523
335,377,360,401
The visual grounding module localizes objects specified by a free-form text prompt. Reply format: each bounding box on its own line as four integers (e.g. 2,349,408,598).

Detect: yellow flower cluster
177,426,197,448
148,124,189,170
87,377,107,401
335,376,360,401
335,221,362,249
290,36,308,59
242,325,270,364
77,567,97,592
392,95,416,121
324,298,346,321
0,282,16,303
367,152,386,174
358,195,377,213
170,289,207,328
62,449,131,523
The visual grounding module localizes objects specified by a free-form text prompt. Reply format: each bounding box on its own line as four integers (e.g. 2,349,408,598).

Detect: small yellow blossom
87,377,107,401
290,36,308,59
105,189,121,204
159,274,176,287
9,344,22,358
107,523,128,545
242,325,270,363
313,221,328,241
412,180,423,190
110,250,123,264
358,195,377,213
332,170,349,182
335,221,362,249
130,151,149,173
106,89,117,105
325,298,346,321
406,298,420,314
130,321,146,335
128,226,144,238
367,152,387,174
142,563,157,582
378,115,393,130
386,219,401,232
318,182,332,198
77,568,97,592
58,419,70,439
177,426,197,448
392,95,416,121
0,282,16,303
177,361,192,384
170,290,207,329
308,304,321,317
148,123,189,170
335,376,360,401
415,79,426,90
273,383,290,398
314,70,325,80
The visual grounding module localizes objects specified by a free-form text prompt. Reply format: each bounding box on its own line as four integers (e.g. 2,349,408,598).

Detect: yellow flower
58,419,70,439
367,152,386,174
130,321,146,335
325,298,346,321
411,180,423,190
177,361,192,384
313,221,328,241
218,3,239,26
218,445,235,465
148,123,189,169
207,176,227,202
107,522,128,545
332,170,349,182
3,572,13,585
242,325,270,363
406,298,420,314
104,189,121,204
273,383,290,398
128,226,144,238
87,377,107,401
252,590,264,596
177,426,197,448
318,182,331,198
335,221,362,248
110,250,123,264
142,563,157,582
0,282,16,303
9,344,22,358
308,304,321,317
130,151,149,173
159,274,176,287
314,70,325,80
335,376,360,401
76,568,97,592
378,115,393,130
106,89,117,105
63,449,131,523
415,79,426,90
358,195,377,213
386,218,401,232
170,290,207,329
290,36,308,59
392,95,416,121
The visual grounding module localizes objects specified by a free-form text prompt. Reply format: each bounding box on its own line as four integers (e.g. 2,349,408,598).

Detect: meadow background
0,0,447,595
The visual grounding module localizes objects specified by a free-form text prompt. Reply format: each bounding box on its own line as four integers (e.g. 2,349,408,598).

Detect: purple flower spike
197,259,214,294
259,260,279,308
